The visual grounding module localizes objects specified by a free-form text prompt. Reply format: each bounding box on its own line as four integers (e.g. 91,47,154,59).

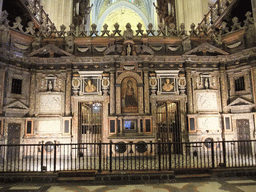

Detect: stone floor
0,178,256,191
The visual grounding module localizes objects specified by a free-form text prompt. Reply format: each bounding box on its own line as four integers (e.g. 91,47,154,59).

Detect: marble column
29,71,36,116
0,69,5,115
110,71,115,115
65,71,72,116
185,68,193,114
220,67,228,113
144,68,150,114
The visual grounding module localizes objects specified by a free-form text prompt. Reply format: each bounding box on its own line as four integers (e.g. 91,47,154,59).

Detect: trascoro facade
0,0,256,157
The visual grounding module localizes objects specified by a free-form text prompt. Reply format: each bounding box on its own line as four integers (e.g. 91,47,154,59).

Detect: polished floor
0,178,256,192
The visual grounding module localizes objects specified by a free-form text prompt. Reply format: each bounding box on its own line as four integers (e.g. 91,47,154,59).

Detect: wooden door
7,123,21,157
236,119,251,155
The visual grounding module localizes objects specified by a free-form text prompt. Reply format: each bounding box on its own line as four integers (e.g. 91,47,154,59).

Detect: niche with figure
121,77,138,113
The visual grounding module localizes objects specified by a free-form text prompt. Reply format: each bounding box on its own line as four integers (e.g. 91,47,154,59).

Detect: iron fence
0,140,256,173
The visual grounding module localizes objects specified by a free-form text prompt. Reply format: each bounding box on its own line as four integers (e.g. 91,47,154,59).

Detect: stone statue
0,11,10,49
123,23,133,40
79,0,93,25
32,32,42,51
48,80,53,91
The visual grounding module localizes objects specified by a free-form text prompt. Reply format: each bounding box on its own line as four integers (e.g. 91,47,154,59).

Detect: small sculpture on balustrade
189,23,198,37
11,17,23,32
32,31,42,51
112,23,122,36
231,17,242,32
101,24,110,36
58,24,66,37
146,23,155,36
157,23,166,36
178,23,187,37
89,23,98,36
168,23,177,36
244,12,254,30
220,22,229,34
135,23,144,36
25,21,35,35
198,23,208,37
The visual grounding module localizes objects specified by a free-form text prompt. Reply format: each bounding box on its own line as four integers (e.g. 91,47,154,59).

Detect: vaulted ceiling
90,0,157,31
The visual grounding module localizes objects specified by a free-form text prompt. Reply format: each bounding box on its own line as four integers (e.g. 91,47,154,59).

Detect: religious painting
121,77,138,113
161,78,175,92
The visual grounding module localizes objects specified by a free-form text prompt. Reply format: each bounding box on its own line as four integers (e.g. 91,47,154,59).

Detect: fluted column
0,69,4,115
110,71,115,115
65,70,72,116
29,71,36,116
220,67,228,113
186,68,193,114
144,68,150,114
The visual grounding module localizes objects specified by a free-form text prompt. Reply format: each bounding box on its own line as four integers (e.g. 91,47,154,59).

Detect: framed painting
121,77,138,113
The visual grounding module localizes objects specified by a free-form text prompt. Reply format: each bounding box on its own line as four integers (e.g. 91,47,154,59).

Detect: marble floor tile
165,182,190,189
236,185,256,192
196,182,227,192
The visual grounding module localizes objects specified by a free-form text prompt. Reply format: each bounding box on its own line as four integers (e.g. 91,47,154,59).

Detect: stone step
57,177,95,182
59,171,96,177
175,173,212,179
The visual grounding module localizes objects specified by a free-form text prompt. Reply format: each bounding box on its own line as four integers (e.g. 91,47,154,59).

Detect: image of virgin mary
125,80,138,107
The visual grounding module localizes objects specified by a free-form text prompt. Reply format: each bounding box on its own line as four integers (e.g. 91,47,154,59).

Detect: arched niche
116,72,143,114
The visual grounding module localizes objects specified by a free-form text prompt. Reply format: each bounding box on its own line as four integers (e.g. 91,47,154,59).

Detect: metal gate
156,101,181,154
79,102,102,144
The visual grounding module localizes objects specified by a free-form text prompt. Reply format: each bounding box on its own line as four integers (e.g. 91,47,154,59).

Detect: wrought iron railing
197,0,237,31
0,140,256,173
20,0,53,25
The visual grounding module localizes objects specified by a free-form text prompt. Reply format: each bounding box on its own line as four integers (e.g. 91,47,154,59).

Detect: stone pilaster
138,84,144,114
220,67,228,113
251,0,256,36
116,84,121,115
0,0,3,21
144,68,150,114
65,70,72,116
110,71,115,115
251,67,256,104
29,71,36,116
185,68,193,114
0,69,5,115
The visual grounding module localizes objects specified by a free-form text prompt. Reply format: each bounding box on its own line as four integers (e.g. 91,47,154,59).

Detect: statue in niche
204,78,209,89
122,77,138,113
48,80,53,91
162,78,174,92
85,79,96,93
